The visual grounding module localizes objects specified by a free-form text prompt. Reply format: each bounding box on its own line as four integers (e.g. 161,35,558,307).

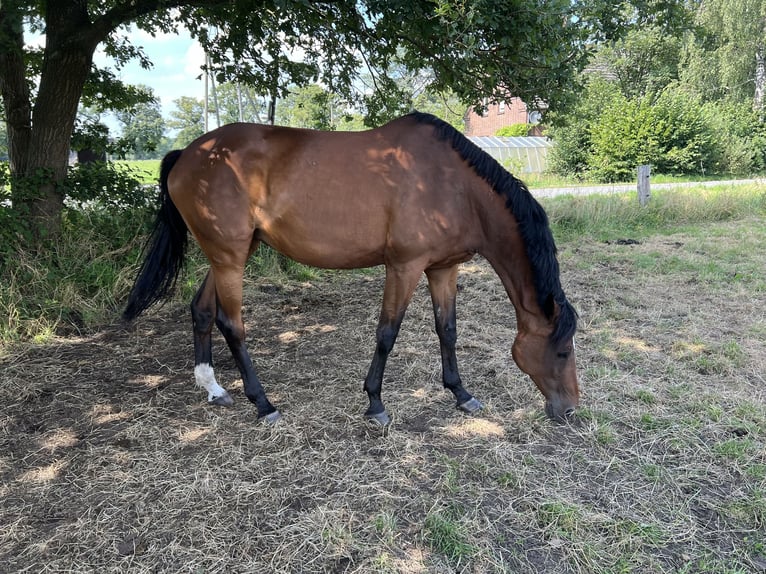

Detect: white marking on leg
194,363,228,402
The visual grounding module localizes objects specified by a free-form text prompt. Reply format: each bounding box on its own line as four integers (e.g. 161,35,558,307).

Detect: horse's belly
259,223,386,270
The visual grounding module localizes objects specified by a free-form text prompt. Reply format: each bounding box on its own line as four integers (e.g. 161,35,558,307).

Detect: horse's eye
557,351,570,360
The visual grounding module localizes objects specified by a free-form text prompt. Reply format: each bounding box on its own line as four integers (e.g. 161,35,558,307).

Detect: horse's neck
480,207,549,336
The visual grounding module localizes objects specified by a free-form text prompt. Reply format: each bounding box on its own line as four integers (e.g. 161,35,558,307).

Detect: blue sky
93,26,207,121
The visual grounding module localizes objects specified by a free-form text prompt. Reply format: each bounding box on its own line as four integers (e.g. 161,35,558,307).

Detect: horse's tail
123,149,188,321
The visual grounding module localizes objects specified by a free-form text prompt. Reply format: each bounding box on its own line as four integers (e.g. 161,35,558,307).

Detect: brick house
463,97,543,136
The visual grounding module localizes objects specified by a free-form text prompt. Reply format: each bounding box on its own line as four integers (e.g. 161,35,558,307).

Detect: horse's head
512,329,579,421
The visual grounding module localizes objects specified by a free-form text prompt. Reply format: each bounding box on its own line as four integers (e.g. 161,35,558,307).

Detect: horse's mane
409,111,577,343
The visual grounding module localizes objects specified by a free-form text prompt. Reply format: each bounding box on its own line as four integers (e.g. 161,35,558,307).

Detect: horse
123,111,579,425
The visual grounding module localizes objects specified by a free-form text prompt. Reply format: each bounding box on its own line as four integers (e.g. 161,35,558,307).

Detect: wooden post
637,165,651,206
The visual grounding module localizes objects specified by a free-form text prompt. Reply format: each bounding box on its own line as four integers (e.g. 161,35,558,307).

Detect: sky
26,25,207,132
92,27,208,121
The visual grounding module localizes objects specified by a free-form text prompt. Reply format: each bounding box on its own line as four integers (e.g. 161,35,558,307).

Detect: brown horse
123,112,578,425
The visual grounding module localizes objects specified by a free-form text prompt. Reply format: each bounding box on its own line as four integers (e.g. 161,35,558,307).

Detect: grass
113,159,161,184
1,182,765,572
542,183,766,243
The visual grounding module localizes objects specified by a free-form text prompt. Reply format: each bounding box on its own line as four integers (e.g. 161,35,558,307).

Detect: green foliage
167,96,206,149
588,85,713,181
681,0,766,108
115,90,166,159
0,203,152,342
588,93,657,182
61,162,155,210
549,82,756,182
547,78,622,179
651,86,714,174
702,100,766,175
0,120,7,159
591,21,686,99
0,159,314,343
276,84,340,130
495,124,530,137
209,82,270,125
70,119,109,159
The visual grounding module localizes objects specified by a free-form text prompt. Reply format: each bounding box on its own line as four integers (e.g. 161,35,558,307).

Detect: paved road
530,178,766,198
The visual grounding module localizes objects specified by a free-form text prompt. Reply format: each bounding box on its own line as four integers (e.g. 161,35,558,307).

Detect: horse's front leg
191,271,233,406
363,265,422,426
425,266,483,415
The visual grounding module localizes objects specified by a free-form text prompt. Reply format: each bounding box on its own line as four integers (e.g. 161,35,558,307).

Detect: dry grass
2,217,766,573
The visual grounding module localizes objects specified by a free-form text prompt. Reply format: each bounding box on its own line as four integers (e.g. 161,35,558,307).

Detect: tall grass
542,184,766,242
0,206,313,350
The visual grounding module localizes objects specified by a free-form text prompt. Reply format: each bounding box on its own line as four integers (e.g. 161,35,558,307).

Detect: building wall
463,98,535,136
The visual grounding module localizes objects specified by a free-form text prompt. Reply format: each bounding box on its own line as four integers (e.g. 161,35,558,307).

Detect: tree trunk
1,2,101,241
755,43,766,121
0,6,32,177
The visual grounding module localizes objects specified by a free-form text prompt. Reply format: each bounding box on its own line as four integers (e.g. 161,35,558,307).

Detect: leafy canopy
51,0,613,121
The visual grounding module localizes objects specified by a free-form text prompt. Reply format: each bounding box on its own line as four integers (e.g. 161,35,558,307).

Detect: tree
583,0,694,99
0,0,623,242
167,96,205,149
276,84,339,130
210,82,269,125
681,0,766,115
115,89,165,159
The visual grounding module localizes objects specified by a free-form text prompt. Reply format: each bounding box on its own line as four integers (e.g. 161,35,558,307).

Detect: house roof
468,136,552,149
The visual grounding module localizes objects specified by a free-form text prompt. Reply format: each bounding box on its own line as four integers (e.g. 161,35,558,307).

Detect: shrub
547,78,622,179
588,94,660,182
702,100,766,175
62,161,156,210
548,78,766,181
586,84,716,182
495,124,530,137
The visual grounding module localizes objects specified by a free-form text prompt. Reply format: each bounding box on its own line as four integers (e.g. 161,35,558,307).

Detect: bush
551,82,727,182
548,79,766,181
62,161,157,209
547,78,622,179
588,85,715,182
702,101,766,175
588,94,660,182
495,124,530,137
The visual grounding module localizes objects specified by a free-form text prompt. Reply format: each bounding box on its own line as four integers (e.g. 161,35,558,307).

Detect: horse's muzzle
545,400,577,422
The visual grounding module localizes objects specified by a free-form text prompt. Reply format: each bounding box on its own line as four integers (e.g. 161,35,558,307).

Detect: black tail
123,150,188,321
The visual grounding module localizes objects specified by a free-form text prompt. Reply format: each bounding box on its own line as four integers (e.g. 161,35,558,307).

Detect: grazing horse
123,112,578,425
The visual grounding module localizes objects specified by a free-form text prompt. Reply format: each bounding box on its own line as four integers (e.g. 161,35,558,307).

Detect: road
530,178,766,198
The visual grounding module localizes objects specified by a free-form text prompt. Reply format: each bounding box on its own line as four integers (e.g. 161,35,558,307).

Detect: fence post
637,165,651,206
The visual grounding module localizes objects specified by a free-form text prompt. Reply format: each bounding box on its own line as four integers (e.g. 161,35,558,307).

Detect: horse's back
167,118,482,269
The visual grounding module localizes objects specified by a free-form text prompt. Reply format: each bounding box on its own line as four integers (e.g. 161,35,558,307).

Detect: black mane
409,111,577,343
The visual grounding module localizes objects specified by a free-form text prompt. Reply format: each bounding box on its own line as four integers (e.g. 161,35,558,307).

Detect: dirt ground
1,221,765,573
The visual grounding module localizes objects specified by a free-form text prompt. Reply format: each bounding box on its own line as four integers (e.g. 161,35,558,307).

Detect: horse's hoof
209,392,234,407
262,410,282,425
458,397,483,415
365,410,391,427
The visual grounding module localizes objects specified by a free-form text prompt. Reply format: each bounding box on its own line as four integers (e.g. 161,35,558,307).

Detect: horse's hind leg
211,261,281,423
425,266,482,415
191,271,233,406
